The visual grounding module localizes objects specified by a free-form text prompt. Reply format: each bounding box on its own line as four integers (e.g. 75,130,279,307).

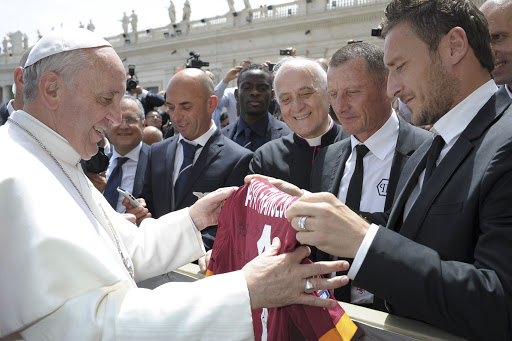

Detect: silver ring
298,216,308,232
305,278,315,294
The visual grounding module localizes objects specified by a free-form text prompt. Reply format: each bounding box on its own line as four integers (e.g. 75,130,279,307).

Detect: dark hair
329,42,388,86
237,64,273,87
382,0,494,73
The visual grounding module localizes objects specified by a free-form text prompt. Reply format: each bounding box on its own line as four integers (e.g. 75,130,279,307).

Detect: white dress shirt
348,80,499,282
173,121,217,185
106,142,142,213
338,111,399,213
336,111,398,304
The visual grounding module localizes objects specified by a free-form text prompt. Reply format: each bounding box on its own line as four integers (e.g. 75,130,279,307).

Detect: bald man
143,125,163,145
481,0,512,99
139,68,253,251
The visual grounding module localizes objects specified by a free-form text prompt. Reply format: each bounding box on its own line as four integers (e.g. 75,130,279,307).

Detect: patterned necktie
423,135,445,184
345,144,370,211
103,157,129,209
174,141,200,200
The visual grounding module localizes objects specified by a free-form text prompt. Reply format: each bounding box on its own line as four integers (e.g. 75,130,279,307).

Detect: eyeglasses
147,115,162,120
114,117,141,126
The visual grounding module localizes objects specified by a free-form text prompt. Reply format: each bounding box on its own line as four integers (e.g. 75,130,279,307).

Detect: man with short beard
221,64,291,151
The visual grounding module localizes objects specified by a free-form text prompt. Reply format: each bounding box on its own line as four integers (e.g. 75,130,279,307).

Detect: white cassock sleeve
0,146,254,340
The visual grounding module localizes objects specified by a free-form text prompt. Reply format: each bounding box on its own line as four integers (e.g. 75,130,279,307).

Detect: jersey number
256,224,272,341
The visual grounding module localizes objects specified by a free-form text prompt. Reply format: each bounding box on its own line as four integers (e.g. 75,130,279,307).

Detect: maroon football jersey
206,178,357,341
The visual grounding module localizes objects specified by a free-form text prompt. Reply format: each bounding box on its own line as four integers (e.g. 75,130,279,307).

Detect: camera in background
126,64,138,91
186,51,210,69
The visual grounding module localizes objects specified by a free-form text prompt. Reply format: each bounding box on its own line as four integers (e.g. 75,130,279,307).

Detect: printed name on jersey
245,180,296,218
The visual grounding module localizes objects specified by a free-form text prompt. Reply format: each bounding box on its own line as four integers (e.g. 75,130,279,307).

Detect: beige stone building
0,0,485,103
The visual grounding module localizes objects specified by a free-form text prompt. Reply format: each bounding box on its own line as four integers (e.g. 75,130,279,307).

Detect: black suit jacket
141,129,253,249
131,143,150,198
354,88,512,340
0,102,10,126
311,116,431,308
221,113,292,149
249,123,348,191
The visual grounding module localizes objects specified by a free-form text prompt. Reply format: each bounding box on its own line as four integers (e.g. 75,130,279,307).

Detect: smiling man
103,96,149,212
139,68,253,250
249,57,347,190
0,28,349,340
481,0,512,98
221,64,291,151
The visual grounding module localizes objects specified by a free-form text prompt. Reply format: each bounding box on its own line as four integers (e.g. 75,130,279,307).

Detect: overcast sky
0,0,290,48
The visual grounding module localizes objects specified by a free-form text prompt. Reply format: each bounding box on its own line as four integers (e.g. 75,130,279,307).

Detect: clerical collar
296,116,334,147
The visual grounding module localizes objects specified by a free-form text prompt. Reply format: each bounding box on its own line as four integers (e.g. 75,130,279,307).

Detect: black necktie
174,141,200,200
345,144,370,211
242,127,252,150
104,157,129,209
423,135,445,184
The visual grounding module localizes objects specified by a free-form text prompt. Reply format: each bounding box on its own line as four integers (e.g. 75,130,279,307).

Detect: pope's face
57,47,125,159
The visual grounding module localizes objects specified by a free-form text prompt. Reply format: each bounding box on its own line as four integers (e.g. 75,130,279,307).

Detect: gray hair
121,95,145,122
329,42,388,86
273,56,327,104
23,48,97,103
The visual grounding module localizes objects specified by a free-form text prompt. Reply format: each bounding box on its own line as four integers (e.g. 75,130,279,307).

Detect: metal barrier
172,263,467,341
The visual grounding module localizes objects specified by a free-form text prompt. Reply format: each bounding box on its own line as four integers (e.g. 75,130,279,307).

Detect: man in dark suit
285,1,512,339
104,96,149,213
221,64,291,151
249,57,347,191
310,43,431,309
0,48,31,126
138,68,252,250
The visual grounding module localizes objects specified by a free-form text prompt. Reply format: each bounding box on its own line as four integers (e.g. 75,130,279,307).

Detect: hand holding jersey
242,236,349,310
288,193,370,258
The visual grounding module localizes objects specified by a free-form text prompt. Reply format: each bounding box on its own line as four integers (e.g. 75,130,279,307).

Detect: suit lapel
266,114,281,141
132,143,149,197
386,138,431,231
385,117,419,211
327,141,351,195
394,93,509,238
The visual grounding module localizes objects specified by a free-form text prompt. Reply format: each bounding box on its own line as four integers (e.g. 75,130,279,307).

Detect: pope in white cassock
0,28,348,340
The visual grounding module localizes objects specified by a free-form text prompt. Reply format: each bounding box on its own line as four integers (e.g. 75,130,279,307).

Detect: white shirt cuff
347,223,379,279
